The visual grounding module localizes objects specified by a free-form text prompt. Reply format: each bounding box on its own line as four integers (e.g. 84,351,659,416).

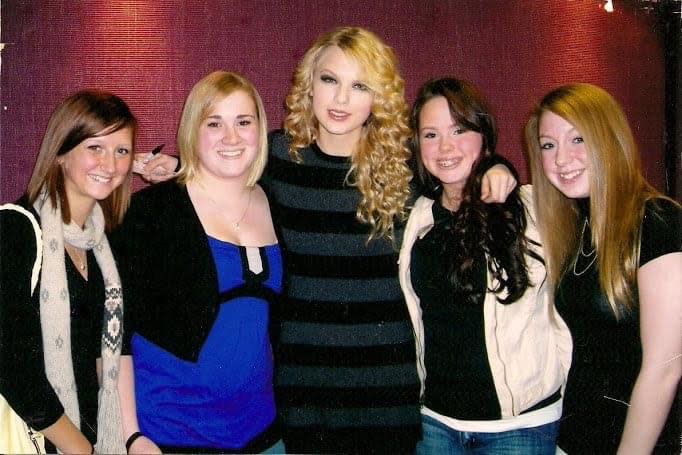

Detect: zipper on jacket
411,323,427,404
27,427,43,453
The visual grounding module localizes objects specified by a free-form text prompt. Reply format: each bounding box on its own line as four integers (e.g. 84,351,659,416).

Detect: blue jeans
262,439,286,454
416,414,558,454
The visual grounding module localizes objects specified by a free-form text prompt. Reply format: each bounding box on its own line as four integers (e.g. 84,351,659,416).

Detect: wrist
125,431,144,453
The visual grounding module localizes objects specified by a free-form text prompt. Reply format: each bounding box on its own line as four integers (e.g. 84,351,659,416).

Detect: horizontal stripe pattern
278,298,409,323
264,133,420,446
267,179,358,212
285,275,403,302
274,205,367,234
275,364,420,388
285,251,398,279
278,229,399,256
279,321,414,346
278,385,420,408
277,342,416,366
282,405,421,427
268,148,351,188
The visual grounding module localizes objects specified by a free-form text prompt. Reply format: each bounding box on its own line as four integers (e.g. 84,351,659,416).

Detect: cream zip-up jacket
399,185,572,419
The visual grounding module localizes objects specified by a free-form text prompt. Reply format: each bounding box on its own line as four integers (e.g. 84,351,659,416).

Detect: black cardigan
0,200,66,430
1,198,108,442
111,180,222,361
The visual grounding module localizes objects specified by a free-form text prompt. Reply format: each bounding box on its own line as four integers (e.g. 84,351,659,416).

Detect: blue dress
132,238,282,450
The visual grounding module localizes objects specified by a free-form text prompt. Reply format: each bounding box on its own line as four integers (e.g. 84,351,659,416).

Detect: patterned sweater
263,131,421,452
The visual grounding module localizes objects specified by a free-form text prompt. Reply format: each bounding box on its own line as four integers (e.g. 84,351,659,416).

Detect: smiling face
60,126,133,211
539,111,590,199
418,96,482,198
196,90,259,183
311,45,374,152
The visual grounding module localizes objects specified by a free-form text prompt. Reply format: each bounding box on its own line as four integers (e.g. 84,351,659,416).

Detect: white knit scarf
34,191,125,453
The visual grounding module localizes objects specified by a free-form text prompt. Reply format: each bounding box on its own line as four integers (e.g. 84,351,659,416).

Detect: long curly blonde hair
284,26,412,241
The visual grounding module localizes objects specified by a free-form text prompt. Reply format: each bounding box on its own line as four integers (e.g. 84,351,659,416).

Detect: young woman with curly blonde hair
281,26,412,241
525,83,681,453
265,27,515,453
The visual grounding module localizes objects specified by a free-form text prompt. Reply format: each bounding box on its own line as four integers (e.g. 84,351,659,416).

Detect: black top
411,198,501,420
62,250,104,447
0,200,104,447
556,198,681,453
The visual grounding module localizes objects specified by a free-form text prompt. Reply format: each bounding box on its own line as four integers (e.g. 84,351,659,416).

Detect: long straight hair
525,83,666,315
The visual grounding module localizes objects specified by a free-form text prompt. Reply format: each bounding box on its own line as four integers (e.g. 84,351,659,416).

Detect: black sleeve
0,209,64,430
260,130,284,195
111,183,220,361
109,196,155,356
639,198,682,267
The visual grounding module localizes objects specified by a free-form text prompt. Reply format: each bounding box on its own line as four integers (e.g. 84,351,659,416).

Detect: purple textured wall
1,1,665,201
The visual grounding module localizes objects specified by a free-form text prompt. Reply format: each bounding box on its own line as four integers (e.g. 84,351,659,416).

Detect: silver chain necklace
233,188,253,230
197,182,253,230
572,218,597,276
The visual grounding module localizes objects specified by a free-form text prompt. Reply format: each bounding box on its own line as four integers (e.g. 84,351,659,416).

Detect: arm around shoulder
480,155,518,203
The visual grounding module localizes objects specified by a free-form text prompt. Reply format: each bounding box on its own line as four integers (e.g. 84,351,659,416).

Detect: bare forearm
118,355,140,438
617,363,680,454
41,414,92,454
622,254,682,454
118,355,162,453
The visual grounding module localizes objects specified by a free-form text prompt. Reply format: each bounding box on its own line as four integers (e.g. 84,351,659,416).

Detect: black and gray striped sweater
263,131,421,453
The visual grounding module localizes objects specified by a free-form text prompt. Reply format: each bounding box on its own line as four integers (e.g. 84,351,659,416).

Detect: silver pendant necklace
233,188,253,230
66,245,87,271
572,218,596,276
198,182,253,230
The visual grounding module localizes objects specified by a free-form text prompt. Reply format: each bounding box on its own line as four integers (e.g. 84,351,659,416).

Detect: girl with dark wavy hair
399,78,571,454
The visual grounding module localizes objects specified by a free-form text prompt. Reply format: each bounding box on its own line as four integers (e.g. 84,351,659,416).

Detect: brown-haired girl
1,90,136,453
